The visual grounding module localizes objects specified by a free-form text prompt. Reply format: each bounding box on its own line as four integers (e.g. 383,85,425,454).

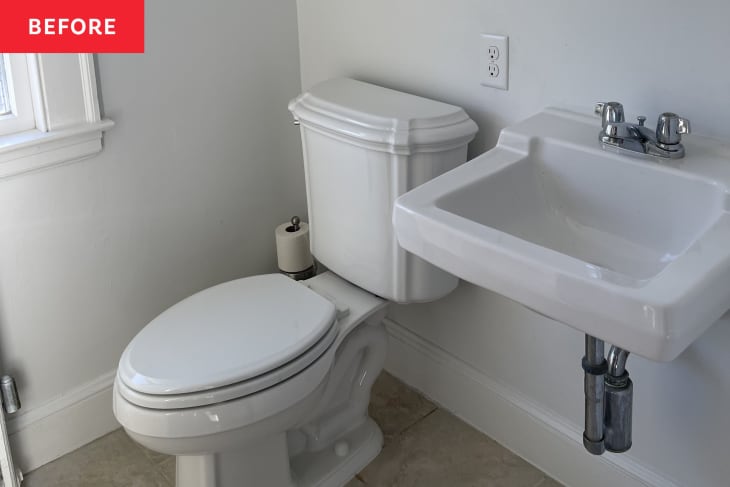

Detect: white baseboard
1,322,683,484
383,319,679,487
7,370,119,473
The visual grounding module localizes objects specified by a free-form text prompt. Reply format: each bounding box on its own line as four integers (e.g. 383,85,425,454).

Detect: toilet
113,78,477,487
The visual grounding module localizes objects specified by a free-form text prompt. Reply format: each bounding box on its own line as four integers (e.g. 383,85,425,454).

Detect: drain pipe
582,336,634,455
582,335,606,455
604,346,632,453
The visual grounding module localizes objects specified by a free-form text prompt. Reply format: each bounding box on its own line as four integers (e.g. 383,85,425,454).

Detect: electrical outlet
480,34,508,90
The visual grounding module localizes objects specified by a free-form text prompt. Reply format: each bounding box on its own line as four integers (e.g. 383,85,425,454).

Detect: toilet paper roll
275,219,314,273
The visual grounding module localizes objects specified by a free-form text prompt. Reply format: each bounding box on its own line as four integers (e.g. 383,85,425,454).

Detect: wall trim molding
2,321,684,484
382,318,679,487
7,369,118,473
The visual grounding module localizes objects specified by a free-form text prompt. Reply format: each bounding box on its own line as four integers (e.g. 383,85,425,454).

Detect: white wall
0,0,305,470
297,1,730,486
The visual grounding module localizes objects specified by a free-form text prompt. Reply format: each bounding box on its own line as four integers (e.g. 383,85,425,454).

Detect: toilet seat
117,274,337,408
117,321,339,409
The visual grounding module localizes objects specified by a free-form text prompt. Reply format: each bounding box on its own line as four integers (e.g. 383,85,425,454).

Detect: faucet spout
601,122,650,154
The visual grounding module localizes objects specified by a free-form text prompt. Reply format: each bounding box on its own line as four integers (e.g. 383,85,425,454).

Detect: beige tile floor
23,372,561,487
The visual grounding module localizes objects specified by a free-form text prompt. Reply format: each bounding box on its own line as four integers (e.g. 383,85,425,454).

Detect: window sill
0,120,114,179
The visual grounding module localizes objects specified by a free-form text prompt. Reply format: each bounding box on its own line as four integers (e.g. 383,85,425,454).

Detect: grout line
153,459,175,487
122,428,175,486
394,406,439,440
127,431,158,462
148,454,175,485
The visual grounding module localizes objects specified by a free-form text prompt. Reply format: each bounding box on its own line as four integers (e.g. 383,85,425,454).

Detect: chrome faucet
595,102,691,159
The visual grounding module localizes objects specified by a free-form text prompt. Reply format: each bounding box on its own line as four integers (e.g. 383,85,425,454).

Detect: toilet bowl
114,78,477,487
115,272,388,487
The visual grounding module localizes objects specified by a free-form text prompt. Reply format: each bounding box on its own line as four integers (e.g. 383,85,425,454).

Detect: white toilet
113,78,477,487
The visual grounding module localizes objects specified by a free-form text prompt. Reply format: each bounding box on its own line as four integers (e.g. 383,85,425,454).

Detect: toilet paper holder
276,216,317,281
287,216,302,233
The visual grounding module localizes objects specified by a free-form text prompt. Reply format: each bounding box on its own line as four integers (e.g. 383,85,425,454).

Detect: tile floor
23,372,560,487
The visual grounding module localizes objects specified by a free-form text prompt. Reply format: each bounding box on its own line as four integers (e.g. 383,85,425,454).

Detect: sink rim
393,107,730,361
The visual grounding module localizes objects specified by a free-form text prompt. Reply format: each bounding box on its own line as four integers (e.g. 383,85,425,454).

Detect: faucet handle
656,113,691,146
595,102,625,128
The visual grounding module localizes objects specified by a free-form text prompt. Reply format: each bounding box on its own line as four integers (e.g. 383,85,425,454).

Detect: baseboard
2,323,682,483
6,370,119,473
383,319,679,487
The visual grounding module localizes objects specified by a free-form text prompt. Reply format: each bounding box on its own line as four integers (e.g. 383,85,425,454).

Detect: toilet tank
289,78,477,303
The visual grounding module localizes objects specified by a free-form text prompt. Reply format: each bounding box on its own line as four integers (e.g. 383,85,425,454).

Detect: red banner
0,0,144,53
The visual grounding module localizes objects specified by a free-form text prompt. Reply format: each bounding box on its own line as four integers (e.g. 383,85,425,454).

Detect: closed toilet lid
118,274,336,396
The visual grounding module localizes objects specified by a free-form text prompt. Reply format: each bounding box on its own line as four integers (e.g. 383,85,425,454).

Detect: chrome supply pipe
607,347,630,377
582,335,607,455
604,347,633,453
0,378,19,415
0,375,22,487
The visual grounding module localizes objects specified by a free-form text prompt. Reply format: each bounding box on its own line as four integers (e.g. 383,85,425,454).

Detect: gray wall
0,0,304,458
297,1,730,485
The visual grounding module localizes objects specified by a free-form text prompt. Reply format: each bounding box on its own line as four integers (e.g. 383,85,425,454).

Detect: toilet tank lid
118,274,336,396
289,78,478,154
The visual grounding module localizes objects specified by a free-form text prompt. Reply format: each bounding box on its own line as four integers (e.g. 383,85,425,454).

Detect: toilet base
176,433,294,487
174,418,382,487
291,418,382,487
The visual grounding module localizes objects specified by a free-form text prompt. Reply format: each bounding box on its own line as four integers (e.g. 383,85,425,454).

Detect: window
0,54,113,178
0,56,10,115
0,54,36,136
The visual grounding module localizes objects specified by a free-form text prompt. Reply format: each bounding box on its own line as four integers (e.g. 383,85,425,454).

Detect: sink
394,108,730,361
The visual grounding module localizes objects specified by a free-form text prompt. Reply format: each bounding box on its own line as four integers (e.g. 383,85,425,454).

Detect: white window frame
0,54,113,179
0,54,36,135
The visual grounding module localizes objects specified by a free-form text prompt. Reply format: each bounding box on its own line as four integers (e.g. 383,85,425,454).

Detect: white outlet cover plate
480,33,508,90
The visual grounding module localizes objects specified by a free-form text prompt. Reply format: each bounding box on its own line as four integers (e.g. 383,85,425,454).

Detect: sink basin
394,108,730,361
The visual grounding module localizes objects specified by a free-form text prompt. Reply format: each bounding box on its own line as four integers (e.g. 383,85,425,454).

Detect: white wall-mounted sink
394,108,730,361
